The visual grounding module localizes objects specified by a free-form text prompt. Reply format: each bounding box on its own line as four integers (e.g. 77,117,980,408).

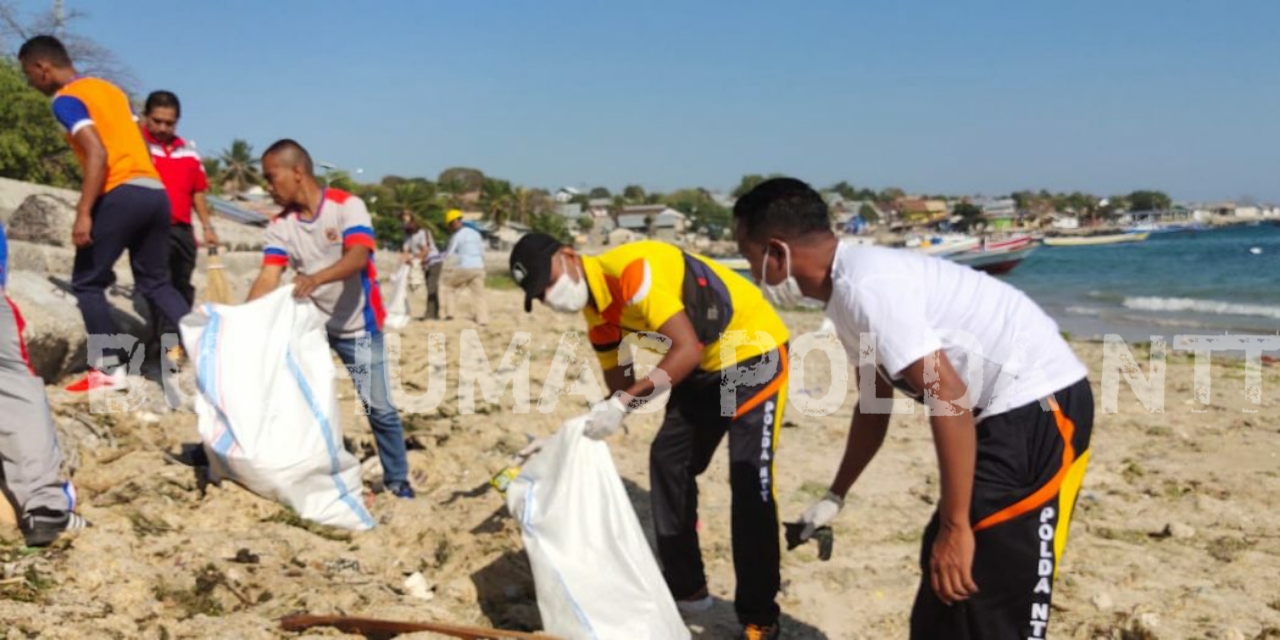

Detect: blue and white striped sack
507,417,689,640
180,287,375,531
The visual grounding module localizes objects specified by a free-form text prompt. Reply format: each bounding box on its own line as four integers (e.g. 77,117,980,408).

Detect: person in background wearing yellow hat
440,209,488,326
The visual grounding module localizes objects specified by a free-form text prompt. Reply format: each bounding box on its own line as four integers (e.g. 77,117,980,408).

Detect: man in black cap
509,233,791,640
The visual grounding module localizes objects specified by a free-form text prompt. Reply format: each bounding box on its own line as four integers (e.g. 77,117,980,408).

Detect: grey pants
0,292,70,514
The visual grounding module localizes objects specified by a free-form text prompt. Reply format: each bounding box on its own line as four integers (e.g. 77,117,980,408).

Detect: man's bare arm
247,264,285,302
829,370,894,497
900,350,979,605
70,126,107,247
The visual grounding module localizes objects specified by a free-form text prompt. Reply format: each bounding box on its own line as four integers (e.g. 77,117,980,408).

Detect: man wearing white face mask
509,233,791,640
733,178,1093,640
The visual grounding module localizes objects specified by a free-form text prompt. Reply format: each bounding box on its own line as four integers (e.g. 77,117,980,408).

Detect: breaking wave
1122,296,1280,320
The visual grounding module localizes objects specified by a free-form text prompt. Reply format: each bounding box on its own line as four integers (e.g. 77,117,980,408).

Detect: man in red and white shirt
141,90,217,311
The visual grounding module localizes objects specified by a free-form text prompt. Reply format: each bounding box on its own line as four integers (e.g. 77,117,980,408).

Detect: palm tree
480,178,514,228
201,157,223,194
386,181,436,216
218,139,260,194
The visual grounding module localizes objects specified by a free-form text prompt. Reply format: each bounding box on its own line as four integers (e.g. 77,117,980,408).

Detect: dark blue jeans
72,184,190,370
327,331,409,486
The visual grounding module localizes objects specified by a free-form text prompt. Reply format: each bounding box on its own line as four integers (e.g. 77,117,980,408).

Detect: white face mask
757,240,819,308
759,242,806,309
544,256,590,313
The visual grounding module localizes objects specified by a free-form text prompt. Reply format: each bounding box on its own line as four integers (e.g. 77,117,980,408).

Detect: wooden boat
979,235,1035,252
1042,231,1149,247
907,234,980,257
948,245,1037,275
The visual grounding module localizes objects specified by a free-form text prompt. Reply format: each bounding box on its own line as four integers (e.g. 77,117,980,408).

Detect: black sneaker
741,623,780,640
20,507,89,547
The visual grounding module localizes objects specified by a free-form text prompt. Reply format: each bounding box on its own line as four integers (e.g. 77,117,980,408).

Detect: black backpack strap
680,253,734,345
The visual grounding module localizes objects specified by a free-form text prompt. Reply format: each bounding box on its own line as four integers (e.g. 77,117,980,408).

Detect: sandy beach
2,286,1278,639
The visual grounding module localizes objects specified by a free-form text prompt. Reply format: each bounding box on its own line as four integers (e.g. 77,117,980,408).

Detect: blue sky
10,0,1280,201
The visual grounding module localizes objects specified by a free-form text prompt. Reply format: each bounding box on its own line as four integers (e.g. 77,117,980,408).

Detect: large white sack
384,263,411,330
180,288,376,530
507,418,689,640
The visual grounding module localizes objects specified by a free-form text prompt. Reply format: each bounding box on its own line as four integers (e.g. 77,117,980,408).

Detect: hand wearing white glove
582,395,629,440
513,437,546,463
800,490,844,540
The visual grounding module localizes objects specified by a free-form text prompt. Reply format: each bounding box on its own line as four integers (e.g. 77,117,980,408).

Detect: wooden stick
278,613,562,640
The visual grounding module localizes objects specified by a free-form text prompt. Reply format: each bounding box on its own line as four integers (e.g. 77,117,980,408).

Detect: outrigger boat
1042,231,1149,247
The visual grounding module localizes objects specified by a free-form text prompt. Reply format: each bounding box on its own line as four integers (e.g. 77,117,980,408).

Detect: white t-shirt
262,188,384,338
825,243,1087,420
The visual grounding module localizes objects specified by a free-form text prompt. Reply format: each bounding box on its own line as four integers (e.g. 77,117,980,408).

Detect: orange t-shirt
52,77,160,193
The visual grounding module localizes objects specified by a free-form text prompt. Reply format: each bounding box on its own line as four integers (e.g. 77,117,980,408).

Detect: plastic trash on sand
180,288,375,530
506,418,690,640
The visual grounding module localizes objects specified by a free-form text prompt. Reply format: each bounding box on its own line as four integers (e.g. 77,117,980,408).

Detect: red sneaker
64,368,127,393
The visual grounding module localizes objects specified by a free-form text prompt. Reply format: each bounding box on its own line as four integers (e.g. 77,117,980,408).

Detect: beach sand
2,287,1278,639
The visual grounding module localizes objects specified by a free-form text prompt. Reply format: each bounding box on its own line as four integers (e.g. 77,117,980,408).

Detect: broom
203,245,235,305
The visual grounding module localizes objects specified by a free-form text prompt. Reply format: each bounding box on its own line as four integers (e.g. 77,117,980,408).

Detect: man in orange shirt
19,36,191,392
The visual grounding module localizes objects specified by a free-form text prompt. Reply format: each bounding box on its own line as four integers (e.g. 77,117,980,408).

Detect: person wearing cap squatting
440,209,488,326
508,233,790,640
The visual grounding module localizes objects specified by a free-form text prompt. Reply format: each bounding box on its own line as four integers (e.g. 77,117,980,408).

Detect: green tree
588,186,611,199
437,167,485,192
0,2,136,89
1098,195,1130,220
858,202,880,224
218,139,260,194
828,181,859,201
0,62,79,186
322,169,358,192
480,177,514,228
530,212,571,243
576,216,594,233
952,202,984,231
664,188,730,237
376,180,436,218
1127,190,1171,212
622,184,646,202
877,187,905,203
201,157,223,194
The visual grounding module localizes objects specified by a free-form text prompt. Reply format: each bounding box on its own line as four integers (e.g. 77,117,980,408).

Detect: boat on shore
1043,231,1149,247
905,234,980,257
948,242,1037,275
1127,221,1205,235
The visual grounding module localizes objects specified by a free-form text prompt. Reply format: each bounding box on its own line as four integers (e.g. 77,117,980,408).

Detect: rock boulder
7,193,77,247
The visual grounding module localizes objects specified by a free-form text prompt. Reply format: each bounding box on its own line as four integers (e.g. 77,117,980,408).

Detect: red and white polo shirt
143,128,209,226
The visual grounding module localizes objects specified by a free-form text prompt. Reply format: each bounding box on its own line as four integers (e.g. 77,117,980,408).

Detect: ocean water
1003,224,1280,341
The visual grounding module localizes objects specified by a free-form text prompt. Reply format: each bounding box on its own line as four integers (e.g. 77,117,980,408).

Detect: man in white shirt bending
733,177,1093,640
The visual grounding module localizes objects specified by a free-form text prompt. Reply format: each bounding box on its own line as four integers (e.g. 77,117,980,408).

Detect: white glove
513,437,546,463
582,395,629,440
800,491,844,540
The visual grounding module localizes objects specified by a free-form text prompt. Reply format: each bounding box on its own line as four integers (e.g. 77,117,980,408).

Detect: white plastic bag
180,288,376,530
384,263,411,330
507,418,689,640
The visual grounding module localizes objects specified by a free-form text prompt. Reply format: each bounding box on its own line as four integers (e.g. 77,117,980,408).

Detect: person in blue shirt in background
440,209,488,326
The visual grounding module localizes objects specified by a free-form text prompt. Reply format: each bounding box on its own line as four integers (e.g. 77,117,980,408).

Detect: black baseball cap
509,232,564,312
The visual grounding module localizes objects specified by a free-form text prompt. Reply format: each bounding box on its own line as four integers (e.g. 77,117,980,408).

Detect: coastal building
615,204,688,241
838,200,886,231
553,186,582,203
555,203,584,220
1050,213,1080,230
976,197,1019,230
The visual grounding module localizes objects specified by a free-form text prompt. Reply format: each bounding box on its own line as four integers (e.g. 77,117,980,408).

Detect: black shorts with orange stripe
910,377,1094,640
